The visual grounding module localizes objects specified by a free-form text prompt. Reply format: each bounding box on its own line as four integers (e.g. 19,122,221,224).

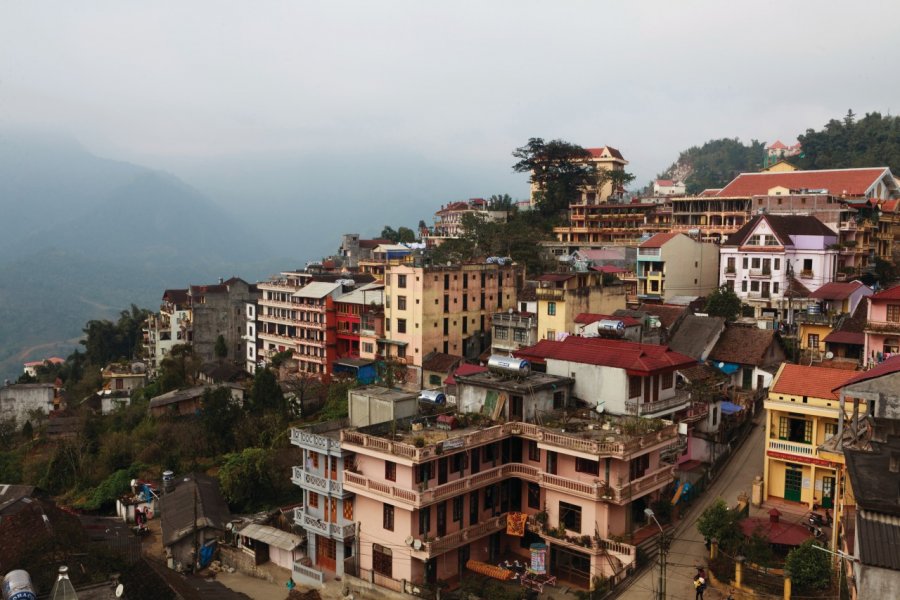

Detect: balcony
624,390,690,417
767,438,814,457
293,506,355,540
747,290,771,299
799,270,814,279
415,515,508,557
291,426,344,455
535,287,565,301
795,312,840,326
293,560,324,586
748,268,772,278
680,401,709,424
723,268,736,278
292,466,347,497
865,320,900,334
257,330,296,343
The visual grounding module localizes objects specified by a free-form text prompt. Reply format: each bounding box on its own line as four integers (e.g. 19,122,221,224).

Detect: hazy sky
2,1,899,192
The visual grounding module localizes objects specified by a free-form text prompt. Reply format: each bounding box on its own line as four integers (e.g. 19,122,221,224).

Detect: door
438,457,448,485
742,368,753,390
822,476,835,509
425,558,437,585
458,544,470,579
510,395,524,421
784,467,803,502
437,502,447,537
470,448,480,474
316,535,336,572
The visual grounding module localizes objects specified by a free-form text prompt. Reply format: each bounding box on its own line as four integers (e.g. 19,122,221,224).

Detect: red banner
766,451,837,468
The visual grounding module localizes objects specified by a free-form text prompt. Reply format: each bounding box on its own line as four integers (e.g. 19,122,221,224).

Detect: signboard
766,450,837,468
442,437,466,451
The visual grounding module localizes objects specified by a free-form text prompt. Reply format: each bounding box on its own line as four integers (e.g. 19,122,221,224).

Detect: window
397,296,407,310
742,257,749,269
629,376,642,398
547,302,556,316
363,342,373,353
662,372,673,389
726,257,735,273
802,259,813,274
397,274,407,288
726,280,735,292
741,280,748,292
553,391,565,409
309,492,319,508
528,441,540,462
751,257,761,269
774,259,781,270
470,491,479,525
429,374,441,386
452,452,466,473
546,451,557,475
545,329,556,340
527,482,541,509
629,454,649,480
419,506,431,535
888,305,900,322
749,235,762,246
373,544,392,577
344,501,353,520
495,327,508,340
514,328,529,344
575,458,599,475
751,281,759,292
385,318,390,332
559,501,582,532
453,496,463,522
484,486,495,509
397,319,407,334
385,461,396,482
773,282,779,294
778,416,812,444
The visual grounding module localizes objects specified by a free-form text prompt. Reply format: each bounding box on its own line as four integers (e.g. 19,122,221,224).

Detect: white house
719,214,839,321
0,383,55,428
653,179,686,196
515,336,696,419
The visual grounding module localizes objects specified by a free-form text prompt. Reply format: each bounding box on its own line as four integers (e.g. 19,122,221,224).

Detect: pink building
341,375,678,592
863,284,900,367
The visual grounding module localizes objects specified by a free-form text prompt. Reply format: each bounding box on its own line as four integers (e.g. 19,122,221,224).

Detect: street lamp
645,508,669,600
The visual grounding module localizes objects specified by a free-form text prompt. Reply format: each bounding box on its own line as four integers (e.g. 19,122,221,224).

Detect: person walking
693,574,706,599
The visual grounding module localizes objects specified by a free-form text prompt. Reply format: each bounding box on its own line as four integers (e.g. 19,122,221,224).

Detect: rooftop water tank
487,355,530,374
418,390,446,404
596,319,626,336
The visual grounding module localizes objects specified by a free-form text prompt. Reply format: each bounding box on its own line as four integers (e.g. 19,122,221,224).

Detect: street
617,416,765,600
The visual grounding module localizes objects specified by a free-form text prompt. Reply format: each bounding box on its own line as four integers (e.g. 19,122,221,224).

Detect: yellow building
763,364,863,548
534,272,627,340
382,261,524,384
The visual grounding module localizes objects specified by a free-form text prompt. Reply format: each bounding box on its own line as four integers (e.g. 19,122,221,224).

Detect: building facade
863,285,900,368
534,272,627,341
636,233,719,303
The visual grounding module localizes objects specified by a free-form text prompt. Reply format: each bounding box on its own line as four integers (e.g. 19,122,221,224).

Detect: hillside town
5,144,900,600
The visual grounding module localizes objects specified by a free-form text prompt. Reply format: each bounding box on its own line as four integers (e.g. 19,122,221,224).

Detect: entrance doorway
822,476,835,509
784,467,803,502
316,535,336,572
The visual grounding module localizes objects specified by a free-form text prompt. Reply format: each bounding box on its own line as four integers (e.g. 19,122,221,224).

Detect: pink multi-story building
340,371,678,592
863,284,900,367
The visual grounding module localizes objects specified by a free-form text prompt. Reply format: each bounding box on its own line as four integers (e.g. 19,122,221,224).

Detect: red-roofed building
763,363,861,514
863,285,900,367
797,281,873,360
515,336,696,418
637,233,719,304
716,168,896,200
532,144,630,208
22,356,65,378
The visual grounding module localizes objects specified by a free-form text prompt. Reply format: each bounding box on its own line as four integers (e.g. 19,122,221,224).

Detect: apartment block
143,288,192,374
636,233,719,303
188,278,258,366
490,310,538,356
381,262,524,383
534,271,627,341
341,386,677,591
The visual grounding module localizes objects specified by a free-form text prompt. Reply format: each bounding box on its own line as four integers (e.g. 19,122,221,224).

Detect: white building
0,383,55,428
652,179,686,196
719,214,839,321
143,289,192,374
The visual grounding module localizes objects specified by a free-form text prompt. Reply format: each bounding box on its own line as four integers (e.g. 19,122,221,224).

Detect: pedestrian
693,574,706,600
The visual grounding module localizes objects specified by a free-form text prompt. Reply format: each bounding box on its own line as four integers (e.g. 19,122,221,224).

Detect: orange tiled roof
770,364,859,401
716,168,890,197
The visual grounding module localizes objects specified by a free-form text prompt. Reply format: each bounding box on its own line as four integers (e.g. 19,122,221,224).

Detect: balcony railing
799,270,814,279
748,268,772,278
291,425,345,454
416,515,508,556
795,312,840,326
767,438,814,456
535,287,565,301
680,401,710,424
292,466,345,496
293,506,355,540
865,320,900,334
624,390,690,416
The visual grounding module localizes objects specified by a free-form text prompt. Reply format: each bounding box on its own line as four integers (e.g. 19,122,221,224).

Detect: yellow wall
798,323,833,351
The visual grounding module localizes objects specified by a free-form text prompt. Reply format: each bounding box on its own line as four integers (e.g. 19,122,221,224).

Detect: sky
2,1,899,197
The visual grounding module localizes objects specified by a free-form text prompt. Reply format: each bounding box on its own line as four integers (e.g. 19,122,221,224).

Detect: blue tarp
714,361,740,375
199,540,217,568
721,401,743,415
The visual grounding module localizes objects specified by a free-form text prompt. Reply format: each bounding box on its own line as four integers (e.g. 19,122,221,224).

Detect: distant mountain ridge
0,130,283,381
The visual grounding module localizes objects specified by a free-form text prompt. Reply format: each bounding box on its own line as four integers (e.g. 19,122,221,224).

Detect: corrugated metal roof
293,281,342,299
857,510,900,570
238,523,303,551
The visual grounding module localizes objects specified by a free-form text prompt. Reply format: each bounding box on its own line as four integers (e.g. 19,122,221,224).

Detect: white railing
292,466,344,496
293,561,324,585
625,391,690,416
290,428,341,454
295,508,355,540
768,439,814,456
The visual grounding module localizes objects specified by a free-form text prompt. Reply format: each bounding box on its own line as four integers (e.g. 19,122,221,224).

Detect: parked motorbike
802,521,824,539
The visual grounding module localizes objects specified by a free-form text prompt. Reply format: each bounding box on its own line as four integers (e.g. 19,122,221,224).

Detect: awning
238,523,302,551
714,362,741,375
720,401,743,415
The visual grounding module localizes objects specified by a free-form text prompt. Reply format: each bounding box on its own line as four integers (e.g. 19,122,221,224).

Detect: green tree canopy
200,387,241,453
513,138,595,217
704,285,742,321
696,498,743,552
661,138,766,194
214,334,228,359
218,447,278,512
785,540,832,591
795,110,900,174
248,367,286,414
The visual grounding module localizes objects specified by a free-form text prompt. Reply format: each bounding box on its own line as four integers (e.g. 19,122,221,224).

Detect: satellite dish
405,536,414,546
226,522,234,531
115,584,124,597
825,351,834,360
413,539,423,550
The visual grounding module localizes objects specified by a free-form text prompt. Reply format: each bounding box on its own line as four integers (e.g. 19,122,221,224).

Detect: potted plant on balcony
534,509,549,530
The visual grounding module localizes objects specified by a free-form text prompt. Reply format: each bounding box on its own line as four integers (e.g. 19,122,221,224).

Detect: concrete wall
0,384,54,427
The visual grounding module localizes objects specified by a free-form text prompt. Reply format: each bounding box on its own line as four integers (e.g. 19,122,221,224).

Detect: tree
200,387,241,453
660,138,766,194
795,111,900,175
696,499,743,552
513,138,595,217
381,226,399,242
281,372,326,418
377,357,408,389
214,334,228,359
397,226,416,244
248,368,286,414
596,168,636,200
705,285,742,321
487,193,515,211
218,447,278,512
785,539,832,591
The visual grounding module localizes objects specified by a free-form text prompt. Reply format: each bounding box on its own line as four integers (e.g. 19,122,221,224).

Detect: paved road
618,417,765,600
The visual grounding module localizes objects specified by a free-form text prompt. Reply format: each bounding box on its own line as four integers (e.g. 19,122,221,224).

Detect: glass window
385,461,396,482
397,274,407,288
559,501,582,532
397,295,407,310
527,482,541,509
575,458,599,475
547,302,556,316
397,319,407,334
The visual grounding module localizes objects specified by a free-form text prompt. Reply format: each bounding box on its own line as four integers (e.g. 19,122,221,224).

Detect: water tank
418,390,446,404
162,470,175,494
806,303,822,315
2,570,36,600
487,355,530,374
596,319,626,336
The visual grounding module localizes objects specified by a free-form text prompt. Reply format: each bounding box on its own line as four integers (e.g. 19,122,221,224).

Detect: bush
786,540,832,592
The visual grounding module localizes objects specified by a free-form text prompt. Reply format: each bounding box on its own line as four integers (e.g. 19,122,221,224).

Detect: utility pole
645,508,669,600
